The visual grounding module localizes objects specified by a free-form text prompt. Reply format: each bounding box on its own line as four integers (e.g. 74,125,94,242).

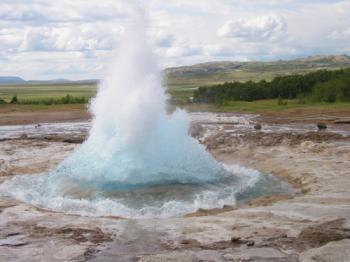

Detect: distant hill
0,76,27,84
166,55,350,77
26,79,99,85
0,75,100,85
165,55,350,89
1,55,350,88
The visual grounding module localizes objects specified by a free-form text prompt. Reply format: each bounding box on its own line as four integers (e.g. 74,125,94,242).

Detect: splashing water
48,11,226,193
0,10,287,218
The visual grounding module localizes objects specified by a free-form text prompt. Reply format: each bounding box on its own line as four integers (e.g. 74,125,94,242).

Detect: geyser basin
0,164,288,218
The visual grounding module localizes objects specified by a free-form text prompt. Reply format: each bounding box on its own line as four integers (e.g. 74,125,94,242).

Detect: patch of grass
0,83,97,103
182,99,350,113
0,103,86,113
166,88,195,103
17,94,90,105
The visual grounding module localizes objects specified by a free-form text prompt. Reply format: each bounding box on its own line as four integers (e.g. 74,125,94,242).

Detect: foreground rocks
1,115,350,261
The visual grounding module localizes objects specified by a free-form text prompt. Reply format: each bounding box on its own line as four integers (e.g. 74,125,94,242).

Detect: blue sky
0,0,349,80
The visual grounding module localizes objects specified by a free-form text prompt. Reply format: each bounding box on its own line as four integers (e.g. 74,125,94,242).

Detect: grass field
1,83,349,115
0,103,86,113
0,82,194,104
182,99,350,114
0,83,97,102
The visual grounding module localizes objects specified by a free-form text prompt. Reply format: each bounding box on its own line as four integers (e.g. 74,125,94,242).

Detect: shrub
10,95,18,104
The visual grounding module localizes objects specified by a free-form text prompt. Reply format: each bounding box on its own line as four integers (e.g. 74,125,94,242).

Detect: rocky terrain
0,113,350,261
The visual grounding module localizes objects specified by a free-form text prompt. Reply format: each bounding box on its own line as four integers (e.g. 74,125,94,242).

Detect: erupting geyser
49,11,226,192
0,9,285,218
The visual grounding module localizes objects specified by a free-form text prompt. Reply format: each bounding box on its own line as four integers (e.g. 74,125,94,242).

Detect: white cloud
165,45,202,57
0,1,130,23
0,28,23,53
329,27,350,40
218,15,287,42
0,0,349,79
21,24,123,52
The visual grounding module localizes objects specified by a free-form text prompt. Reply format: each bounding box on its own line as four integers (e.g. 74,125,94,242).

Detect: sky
0,0,349,80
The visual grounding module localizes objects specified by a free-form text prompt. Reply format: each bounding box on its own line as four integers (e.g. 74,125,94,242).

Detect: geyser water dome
0,10,289,218
48,11,227,192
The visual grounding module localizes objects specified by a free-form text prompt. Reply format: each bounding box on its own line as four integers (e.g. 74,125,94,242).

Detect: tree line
193,68,350,104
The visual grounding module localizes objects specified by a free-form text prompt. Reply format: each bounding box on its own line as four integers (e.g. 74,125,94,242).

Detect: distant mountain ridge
27,79,100,85
165,55,350,77
1,55,350,85
0,76,27,84
0,77,100,85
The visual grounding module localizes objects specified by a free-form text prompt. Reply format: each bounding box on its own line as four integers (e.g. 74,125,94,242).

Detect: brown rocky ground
0,113,350,261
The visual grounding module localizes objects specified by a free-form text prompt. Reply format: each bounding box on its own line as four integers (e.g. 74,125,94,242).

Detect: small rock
180,239,200,246
317,123,327,131
217,137,225,144
246,240,255,246
231,237,241,243
254,124,262,130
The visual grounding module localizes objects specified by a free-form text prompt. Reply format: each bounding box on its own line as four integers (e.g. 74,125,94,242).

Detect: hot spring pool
0,164,290,218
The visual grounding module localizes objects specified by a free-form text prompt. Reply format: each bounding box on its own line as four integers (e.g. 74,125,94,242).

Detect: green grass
165,71,278,89
0,83,195,105
0,83,97,102
0,103,86,113
166,88,195,102
182,99,350,113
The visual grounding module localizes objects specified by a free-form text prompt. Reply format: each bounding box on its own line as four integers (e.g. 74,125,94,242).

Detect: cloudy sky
0,0,349,80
